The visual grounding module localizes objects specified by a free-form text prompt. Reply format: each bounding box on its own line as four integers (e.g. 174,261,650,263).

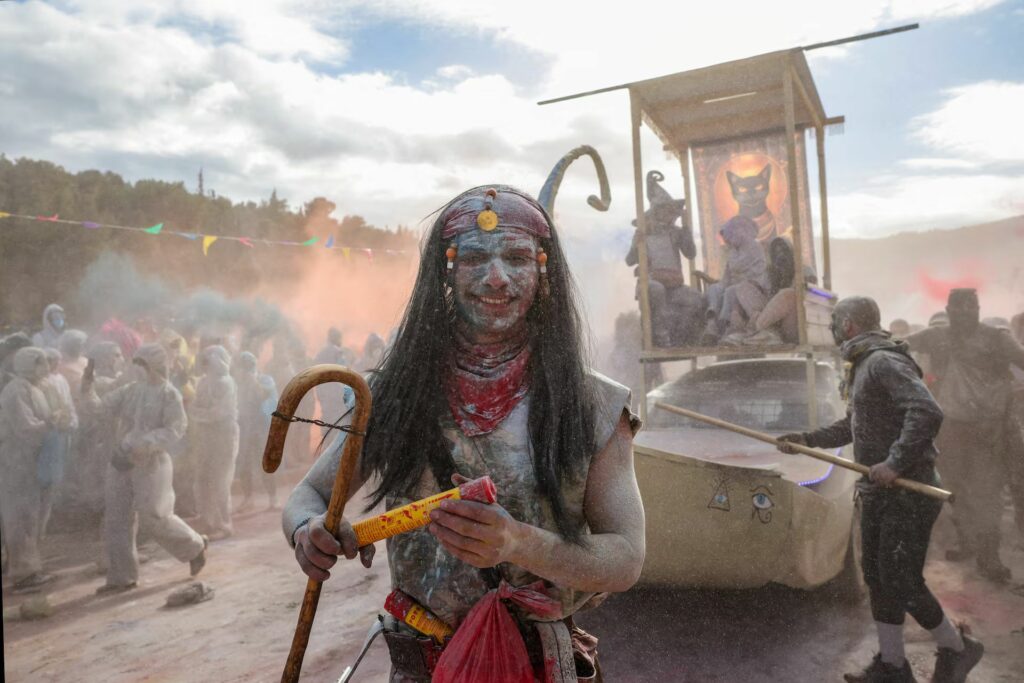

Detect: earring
445,245,457,288
538,248,550,297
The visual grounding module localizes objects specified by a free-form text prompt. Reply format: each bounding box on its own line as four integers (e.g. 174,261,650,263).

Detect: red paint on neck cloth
445,329,530,436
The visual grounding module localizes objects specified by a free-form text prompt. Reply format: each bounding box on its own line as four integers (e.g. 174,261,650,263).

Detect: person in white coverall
32,303,66,350
191,345,239,539
0,347,54,590
234,351,278,511
38,347,78,535
84,343,207,593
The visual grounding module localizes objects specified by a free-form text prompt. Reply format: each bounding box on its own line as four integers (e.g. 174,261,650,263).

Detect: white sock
930,616,965,652
876,622,906,666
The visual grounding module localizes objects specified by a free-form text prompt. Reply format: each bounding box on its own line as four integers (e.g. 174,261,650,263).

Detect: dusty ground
4,489,1024,682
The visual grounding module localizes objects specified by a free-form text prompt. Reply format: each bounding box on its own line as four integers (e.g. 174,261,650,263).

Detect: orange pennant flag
202,235,218,255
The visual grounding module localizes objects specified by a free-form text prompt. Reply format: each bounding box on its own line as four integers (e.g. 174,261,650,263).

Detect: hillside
829,215,1024,325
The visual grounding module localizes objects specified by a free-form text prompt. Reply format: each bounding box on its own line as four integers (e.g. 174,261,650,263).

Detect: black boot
931,627,983,683
845,654,917,682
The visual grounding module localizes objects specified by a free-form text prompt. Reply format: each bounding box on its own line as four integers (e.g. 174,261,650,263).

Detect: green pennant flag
301,237,318,246
144,223,164,234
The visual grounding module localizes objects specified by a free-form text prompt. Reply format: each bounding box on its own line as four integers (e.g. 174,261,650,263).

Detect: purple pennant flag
82,221,101,229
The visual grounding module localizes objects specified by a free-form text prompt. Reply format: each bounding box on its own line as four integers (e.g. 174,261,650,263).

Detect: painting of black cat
726,164,778,241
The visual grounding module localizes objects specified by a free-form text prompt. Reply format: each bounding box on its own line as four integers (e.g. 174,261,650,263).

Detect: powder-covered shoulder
587,370,642,451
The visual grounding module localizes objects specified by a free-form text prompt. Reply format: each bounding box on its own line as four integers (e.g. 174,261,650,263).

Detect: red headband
440,187,551,240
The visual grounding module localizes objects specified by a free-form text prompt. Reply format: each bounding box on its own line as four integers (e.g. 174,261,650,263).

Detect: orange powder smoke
256,248,419,358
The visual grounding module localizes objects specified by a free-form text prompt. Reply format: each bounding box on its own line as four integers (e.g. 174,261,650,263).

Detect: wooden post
815,124,832,291
630,90,653,423
678,148,699,290
805,354,819,429
782,68,809,348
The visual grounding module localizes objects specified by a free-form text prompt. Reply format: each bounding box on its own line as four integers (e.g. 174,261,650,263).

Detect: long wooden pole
653,401,953,503
630,90,655,424
263,364,373,683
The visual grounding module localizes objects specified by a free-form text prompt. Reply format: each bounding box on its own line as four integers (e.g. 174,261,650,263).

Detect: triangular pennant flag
238,237,254,248
0,212,11,219
301,237,318,247
37,214,58,222
144,223,163,234
81,221,100,229
179,232,199,240
324,235,335,249
342,247,351,260
202,235,218,255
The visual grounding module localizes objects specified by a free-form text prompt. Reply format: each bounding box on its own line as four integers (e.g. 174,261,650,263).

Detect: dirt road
4,497,1024,682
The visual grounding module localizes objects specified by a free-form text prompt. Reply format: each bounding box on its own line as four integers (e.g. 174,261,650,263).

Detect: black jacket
803,332,942,488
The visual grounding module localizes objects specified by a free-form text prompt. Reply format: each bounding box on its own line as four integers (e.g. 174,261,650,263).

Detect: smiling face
452,228,540,344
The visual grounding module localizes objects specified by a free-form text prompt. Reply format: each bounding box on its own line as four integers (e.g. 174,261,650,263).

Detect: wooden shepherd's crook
654,402,953,503
263,364,373,683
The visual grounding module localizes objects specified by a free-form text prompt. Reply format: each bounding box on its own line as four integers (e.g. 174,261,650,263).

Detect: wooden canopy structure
543,48,846,424
540,24,917,422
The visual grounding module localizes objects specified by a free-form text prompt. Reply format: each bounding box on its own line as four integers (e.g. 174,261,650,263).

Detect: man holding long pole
777,296,982,683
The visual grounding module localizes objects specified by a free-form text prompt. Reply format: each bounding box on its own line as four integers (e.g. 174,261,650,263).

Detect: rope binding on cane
271,410,367,436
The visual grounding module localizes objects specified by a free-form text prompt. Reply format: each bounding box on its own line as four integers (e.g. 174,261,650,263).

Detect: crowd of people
0,302,387,593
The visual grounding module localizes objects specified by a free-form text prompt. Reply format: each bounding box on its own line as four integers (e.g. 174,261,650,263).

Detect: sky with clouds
1,0,1022,253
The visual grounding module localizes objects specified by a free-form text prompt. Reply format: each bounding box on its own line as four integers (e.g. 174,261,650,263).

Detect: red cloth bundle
432,580,562,683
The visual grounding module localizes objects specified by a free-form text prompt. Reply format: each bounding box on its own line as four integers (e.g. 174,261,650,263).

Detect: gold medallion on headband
476,209,498,231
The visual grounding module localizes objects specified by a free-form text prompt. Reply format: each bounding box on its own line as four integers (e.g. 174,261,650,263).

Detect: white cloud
912,80,1024,163
829,173,1024,238
0,0,1015,246
898,157,980,170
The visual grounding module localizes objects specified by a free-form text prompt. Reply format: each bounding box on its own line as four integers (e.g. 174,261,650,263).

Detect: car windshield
647,362,839,433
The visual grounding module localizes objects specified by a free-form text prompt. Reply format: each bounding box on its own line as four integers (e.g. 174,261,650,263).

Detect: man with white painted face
778,296,982,683
283,186,645,682
906,288,1024,583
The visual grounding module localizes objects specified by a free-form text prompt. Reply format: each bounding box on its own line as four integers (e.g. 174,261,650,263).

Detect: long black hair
359,185,599,541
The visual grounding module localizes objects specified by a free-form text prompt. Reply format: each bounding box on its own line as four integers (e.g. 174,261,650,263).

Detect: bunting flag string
0,210,410,260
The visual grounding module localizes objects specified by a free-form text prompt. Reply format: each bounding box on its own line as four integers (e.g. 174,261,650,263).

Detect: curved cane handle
537,144,612,217
262,364,372,683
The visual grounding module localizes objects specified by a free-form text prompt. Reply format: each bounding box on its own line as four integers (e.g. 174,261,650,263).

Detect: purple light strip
806,285,837,300
797,448,842,487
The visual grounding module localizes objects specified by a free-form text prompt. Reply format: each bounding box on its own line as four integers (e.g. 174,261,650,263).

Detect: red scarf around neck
445,329,531,437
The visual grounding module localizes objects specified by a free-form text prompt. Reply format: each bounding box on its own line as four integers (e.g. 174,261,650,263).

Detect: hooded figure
32,304,66,349
905,288,1024,582
0,332,33,393
234,351,278,510
72,342,127,515
0,347,54,589
359,333,386,374
191,344,240,538
312,327,355,437
85,343,207,592
58,330,89,394
704,216,769,342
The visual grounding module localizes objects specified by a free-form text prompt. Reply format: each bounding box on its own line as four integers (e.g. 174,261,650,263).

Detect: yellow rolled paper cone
352,475,497,547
